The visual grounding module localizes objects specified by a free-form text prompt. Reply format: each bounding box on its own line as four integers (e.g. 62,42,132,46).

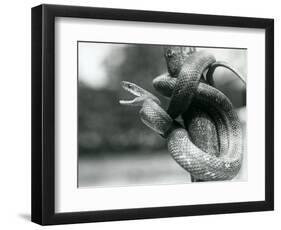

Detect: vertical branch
166,47,220,182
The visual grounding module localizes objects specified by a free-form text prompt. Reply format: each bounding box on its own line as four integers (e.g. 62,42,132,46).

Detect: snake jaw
120,81,142,97
120,81,160,106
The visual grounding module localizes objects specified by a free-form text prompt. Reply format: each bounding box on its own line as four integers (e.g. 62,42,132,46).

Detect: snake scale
120,46,245,181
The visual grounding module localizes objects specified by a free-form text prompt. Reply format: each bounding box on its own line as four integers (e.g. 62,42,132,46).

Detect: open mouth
119,81,141,105
119,81,160,106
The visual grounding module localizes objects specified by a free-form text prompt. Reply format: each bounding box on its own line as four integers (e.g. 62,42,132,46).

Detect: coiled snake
120,46,246,181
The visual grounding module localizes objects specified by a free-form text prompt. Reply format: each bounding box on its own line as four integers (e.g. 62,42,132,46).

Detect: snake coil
120,47,245,181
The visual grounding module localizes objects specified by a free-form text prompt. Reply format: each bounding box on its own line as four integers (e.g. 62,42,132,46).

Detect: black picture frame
31,4,274,225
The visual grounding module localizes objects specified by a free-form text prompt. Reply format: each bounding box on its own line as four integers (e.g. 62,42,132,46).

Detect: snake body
120,47,244,181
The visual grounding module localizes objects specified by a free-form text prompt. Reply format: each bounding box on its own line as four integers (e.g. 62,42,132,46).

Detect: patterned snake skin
120,46,245,181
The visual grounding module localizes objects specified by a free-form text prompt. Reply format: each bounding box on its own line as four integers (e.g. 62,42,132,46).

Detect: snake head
119,81,160,106
164,46,196,77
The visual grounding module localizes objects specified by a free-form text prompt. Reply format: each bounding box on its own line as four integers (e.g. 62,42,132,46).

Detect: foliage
78,45,246,156
79,46,167,155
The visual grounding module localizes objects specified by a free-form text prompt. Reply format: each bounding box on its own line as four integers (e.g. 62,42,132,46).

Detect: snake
119,46,245,181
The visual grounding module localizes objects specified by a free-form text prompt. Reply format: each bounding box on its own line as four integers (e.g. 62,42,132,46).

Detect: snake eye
166,49,175,58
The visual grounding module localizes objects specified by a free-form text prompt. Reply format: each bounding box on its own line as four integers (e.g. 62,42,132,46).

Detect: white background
0,0,278,229
56,18,264,212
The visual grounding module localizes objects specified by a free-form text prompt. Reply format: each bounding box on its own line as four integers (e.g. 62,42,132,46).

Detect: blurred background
78,42,247,188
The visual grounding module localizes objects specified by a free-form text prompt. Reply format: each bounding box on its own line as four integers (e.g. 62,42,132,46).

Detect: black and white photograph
30,4,274,226
78,42,247,188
